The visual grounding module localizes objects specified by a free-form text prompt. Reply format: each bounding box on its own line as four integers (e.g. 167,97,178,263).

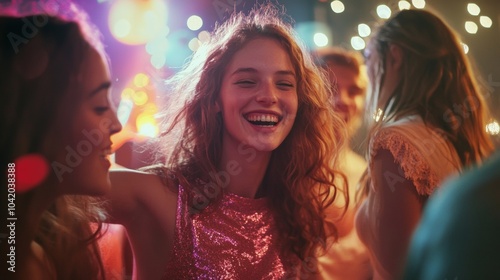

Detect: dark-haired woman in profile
0,3,121,279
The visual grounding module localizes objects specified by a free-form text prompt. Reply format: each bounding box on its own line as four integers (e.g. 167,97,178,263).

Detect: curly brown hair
156,4,347,261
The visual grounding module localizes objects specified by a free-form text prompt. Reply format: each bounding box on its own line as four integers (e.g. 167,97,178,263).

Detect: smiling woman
0,3,121,279
218,37,298,157
105,3,348,279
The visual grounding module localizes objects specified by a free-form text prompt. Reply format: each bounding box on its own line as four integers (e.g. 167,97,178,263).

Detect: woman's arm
106,168,177,228
369,148,423,279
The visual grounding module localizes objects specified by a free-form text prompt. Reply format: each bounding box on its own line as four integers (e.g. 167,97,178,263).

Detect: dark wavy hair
0,6,107,279
156,4,347,260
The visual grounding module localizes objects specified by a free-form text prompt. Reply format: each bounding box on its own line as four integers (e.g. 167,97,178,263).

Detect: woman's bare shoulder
110,165,177,192
107,165,178,223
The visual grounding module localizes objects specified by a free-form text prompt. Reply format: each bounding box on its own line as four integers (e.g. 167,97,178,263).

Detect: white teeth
246,114,279,123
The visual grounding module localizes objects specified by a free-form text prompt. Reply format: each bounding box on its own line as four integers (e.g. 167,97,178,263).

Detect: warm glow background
73,0,500,169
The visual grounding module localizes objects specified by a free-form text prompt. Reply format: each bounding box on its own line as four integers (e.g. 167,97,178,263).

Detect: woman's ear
214,102,221,113
387,44,403,71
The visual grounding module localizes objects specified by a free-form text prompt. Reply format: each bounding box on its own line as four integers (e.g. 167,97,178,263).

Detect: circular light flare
150,53,166,69
376,5,392,19
136,113,158,137
480,16,492,28
313,32,329,47
188,38,201,51
486,120,500,135
351,36,366,50
467,3,481,16
358,23,371,37
134,73,150,88
121,87,134,100
412,0,426,9
187,15,203,31
461,42,469,54
330,0,345,13
145,37,168,56
108,0,168,45
143,103,158,114
398,0,411,10
198,30,211,43
112,19,131,38
465,21,478,34
14,154,50,193
132,90,148,106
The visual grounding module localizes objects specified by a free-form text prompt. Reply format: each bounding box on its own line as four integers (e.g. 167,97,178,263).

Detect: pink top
163,184,299,279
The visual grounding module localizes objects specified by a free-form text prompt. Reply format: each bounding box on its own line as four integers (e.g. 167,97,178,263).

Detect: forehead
79,49,109,93
225,37,295,73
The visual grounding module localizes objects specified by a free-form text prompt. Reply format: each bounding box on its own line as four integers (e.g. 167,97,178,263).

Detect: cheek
286,93,299,115
354,96,365,110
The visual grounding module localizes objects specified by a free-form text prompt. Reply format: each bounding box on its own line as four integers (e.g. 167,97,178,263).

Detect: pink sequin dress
163,184,300,279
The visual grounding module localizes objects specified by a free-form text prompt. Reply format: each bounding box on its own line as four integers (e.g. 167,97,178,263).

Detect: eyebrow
89,81,111,97
230,67,296,77
89,82,111,98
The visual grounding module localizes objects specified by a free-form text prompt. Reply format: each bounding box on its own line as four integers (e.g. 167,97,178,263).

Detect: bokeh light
188,38,201,51
465,21,478,34
358,23,371,37
136,113,158,137
132,90,148,106
467,3,480,16
198,30,211,43
398,0,411,10
480,16,492,28
330,0,345,13
134,73,150,88
461,42,469,54
187,15,203,31
351,36,365,50
295,22,332,50
412,0,426,9
109,0,168,45
313,33,329,47
376,5,391,19
486,120,500,135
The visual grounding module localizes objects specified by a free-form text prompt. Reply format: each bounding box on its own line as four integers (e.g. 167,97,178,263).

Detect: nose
255,81,278,105
108,108,123,135
335,87,351,107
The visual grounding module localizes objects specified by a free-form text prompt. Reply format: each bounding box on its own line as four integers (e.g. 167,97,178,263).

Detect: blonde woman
355,9,494,279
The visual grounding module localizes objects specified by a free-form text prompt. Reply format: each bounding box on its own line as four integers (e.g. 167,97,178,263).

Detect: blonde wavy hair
156,4,347,260
1,9,107,279
366,9,494,166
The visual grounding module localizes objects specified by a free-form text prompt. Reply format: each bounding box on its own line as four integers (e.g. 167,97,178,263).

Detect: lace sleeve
370,129,439,196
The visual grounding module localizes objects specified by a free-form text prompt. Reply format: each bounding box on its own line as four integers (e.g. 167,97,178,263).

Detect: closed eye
235,80,256,87
277,82,294,90
94,107,110,114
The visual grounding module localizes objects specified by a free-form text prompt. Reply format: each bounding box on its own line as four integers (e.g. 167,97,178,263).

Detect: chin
247,140,282,153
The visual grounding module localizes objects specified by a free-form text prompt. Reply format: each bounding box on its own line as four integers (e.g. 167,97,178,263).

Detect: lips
244,112,281,127
99,144,113,168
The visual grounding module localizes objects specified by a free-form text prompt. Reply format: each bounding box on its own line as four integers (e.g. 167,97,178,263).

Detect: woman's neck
219,143,271,198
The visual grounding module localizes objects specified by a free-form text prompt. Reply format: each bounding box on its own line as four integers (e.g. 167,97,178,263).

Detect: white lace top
356,115,462,279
